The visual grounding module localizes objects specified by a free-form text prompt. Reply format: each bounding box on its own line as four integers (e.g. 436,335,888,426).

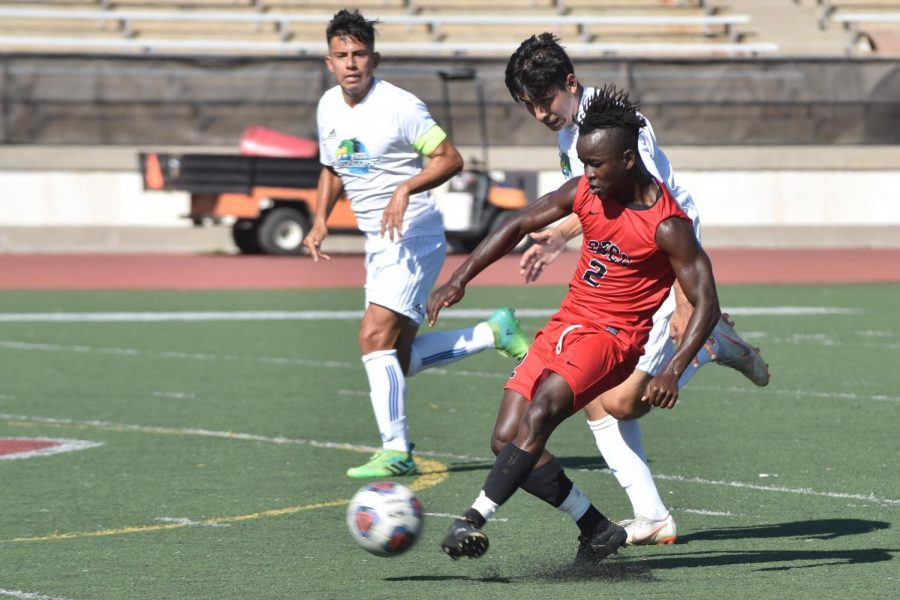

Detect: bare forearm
662,293,720,378
315,168,343,222
556,212,583,241
400,146,463,197
451,217,527,286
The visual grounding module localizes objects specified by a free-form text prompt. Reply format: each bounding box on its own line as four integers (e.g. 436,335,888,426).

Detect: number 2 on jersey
582,258,608,287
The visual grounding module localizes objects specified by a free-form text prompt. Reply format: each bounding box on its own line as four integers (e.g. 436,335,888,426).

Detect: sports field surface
0,254,897,600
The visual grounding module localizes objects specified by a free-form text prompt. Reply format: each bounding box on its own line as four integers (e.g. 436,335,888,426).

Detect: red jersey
555,176,691,348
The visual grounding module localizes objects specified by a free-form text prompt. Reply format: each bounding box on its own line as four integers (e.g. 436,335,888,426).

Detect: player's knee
490,430,514,456
520,398,561,442
604,396,650,420
358,325,391,353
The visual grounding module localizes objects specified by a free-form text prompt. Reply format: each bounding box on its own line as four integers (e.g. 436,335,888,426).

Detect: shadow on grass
384,574,513,583
438,455,609,475
389,547,898,585
678,519,891,543
620,547,898,572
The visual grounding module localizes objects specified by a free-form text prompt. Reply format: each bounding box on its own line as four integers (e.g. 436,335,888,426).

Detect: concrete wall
0,145,898,251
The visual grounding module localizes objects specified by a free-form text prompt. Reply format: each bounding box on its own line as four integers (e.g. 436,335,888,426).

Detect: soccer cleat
618,513,677,546
486,307,530,360
346,445,417,479
710,313,770,387
441,518,489,560
573,519,627,565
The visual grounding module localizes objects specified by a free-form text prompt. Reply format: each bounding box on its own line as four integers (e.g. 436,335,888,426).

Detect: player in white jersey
504,33,770,545
304,10,530,479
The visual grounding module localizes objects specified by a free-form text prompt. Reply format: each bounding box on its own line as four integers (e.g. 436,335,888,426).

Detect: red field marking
0,249,897,290
0,437,103,460
0,438,61,457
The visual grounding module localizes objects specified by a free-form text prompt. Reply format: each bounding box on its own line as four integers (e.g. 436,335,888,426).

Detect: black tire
256,207,310,255
489,209,533,253
232,218,262,255
446,235,480,254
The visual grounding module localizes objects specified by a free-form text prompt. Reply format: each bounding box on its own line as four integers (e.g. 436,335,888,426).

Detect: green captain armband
412,124,448,156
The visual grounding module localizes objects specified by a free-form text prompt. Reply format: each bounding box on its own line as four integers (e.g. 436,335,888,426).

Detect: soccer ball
346,481,423,557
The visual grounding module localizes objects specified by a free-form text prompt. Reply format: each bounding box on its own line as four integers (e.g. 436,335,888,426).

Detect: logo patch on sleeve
0,437,103,460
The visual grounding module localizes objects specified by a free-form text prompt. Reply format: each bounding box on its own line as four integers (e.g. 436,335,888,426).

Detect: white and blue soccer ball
346,481,424,557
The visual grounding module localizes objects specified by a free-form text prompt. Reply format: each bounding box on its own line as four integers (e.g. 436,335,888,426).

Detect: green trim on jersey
412,124,447,156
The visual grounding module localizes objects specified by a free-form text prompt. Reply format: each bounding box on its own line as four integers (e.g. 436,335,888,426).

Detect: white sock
677,335,717,388
557,484,591,522
362,349,408,452
471,490,499,522
407,322,495,376
588,415,669,521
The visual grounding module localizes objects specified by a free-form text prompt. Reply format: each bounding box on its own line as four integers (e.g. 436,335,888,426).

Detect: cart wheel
257,207,310,255
232,219,262,254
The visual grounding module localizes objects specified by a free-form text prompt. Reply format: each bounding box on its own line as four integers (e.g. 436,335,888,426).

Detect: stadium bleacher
0,0,776,56
0,1,890,58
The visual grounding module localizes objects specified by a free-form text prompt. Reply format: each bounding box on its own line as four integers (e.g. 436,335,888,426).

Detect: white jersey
558,86,701,240
317,79,444,238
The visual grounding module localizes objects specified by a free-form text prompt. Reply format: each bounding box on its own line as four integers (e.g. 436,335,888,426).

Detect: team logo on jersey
336,138,379,175
559,151,572,179
586,239,632,266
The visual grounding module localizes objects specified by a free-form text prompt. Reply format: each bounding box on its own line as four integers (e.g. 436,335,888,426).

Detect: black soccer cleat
573,518,627,565
441,518,489,560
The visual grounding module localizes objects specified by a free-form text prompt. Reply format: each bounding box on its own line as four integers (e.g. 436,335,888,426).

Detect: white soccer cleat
618,513,677,546
710,313,770,387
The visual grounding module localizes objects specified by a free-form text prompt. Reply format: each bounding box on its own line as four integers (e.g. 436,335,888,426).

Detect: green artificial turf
0,284,897,599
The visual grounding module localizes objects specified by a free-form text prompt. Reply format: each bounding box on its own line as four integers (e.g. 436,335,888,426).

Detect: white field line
0,306,861,323
673,508,753,517
0,340,506,380
0,589,76,600
0,438,103,461
5,338,900,402
425,512,508,522
690,384,900,404
154,517,230,528
2,412,898,508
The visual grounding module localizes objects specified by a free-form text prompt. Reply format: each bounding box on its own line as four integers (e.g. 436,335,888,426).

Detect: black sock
519,456,573,507
576,506,607,537
482,444,537,507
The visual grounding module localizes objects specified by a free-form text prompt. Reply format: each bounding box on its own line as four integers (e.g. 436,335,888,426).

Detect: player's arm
668,281,692,345
381,131,463,241
519,210,584,283
427,177,580,326
642,216,721,409
304,165,344,261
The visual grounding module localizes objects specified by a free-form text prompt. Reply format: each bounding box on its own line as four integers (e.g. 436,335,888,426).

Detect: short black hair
504,33,575,103
326,9,378,48
578,84,646,153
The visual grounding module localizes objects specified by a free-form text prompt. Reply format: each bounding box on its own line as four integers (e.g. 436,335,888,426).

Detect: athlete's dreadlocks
578,84,646,154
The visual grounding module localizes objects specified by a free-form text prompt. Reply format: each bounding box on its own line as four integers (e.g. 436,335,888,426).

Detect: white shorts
364,233,447,325
635,287,678,376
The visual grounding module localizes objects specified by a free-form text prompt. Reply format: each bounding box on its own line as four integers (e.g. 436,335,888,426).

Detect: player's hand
641,372,680,409
519,228,567,283
304,220,331,261
426,279,466,327
381,188,410,242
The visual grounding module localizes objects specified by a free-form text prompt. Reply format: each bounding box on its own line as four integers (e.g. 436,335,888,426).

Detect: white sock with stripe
588,415,669,521
406,323,495,376
362,349,408,452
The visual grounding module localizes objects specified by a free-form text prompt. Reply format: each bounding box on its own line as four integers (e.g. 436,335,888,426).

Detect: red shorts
505,317,641,413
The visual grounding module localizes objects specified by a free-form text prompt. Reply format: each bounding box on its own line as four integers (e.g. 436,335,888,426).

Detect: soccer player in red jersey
426,86,721,565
